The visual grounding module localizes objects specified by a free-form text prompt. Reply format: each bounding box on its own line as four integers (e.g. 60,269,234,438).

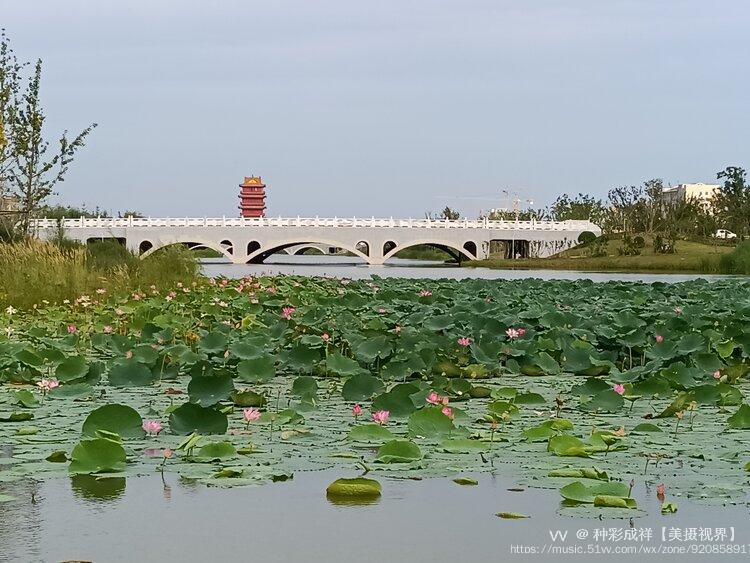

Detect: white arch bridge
31,217,601,265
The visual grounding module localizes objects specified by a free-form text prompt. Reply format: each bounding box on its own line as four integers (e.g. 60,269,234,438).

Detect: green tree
642,178,665,235
6,57,96,233
549,193,605,224
440,206,460,220
0,30,22,190
713,166,750,238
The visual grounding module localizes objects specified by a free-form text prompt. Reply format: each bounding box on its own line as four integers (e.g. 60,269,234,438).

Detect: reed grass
0,239,199,308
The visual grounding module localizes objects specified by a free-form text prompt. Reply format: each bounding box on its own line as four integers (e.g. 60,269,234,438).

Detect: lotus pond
2,275,750,523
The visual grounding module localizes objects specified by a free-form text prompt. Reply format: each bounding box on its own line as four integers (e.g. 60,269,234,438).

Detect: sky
3,0,749,218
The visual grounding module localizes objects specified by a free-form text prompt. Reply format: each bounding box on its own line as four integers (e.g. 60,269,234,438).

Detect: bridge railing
29,217,598,231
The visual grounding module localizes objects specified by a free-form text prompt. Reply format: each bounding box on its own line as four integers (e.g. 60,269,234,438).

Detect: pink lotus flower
372,410,390,425
36,379,60,393
394,325,401,334
426,391,442,405
281,306,296,320
67,324,77,334
352,404,362,419
243,408,261,423
613,384,625,395
505,328,520,339
517,328,527,337
378,308,387,314
457,337,472,347
441,406,454,419
142,420,163,435
163,448,173,459
655,334,664,343
322,332,331,343
419,289,432,297
103,325,113,334
713,370,722,380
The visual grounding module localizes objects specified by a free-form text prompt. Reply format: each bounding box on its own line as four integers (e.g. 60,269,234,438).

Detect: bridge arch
382,239,479,264
246,238,370,264
285,244,335,255
139,237,234,261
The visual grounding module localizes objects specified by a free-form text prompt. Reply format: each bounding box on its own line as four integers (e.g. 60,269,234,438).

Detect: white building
661,183,720,210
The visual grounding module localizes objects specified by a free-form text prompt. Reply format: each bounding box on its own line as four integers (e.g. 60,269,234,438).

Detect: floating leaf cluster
1,276,750,512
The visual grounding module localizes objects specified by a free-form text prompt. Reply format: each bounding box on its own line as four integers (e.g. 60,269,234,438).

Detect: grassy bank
0,240,200,309
468,237,746,274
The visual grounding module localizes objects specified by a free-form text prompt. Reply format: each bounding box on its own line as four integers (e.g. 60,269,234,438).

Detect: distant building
0,194,21,212
238,176,267,218
662,183,720,211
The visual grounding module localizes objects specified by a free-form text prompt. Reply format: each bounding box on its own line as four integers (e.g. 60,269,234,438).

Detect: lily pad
169,402,228,435
68,438,127,475
375,439,422,463
82,404,145,439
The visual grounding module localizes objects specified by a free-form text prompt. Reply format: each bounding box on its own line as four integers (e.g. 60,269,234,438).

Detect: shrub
618,234,641,256
653,233,676,254
577,231,597,245
718,241,750,274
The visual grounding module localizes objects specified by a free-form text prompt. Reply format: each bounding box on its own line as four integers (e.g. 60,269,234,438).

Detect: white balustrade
29,217,597,232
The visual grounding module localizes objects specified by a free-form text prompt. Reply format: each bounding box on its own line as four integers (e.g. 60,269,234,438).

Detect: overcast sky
3,0,749,217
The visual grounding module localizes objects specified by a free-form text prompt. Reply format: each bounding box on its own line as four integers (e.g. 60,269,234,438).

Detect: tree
5,56,96,234
713,166,750,238
642,178,665,235
0,30,22,192
440,206,460,220
549,193,605,224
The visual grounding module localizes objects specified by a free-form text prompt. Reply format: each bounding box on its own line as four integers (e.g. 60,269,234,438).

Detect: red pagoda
238,176,267,218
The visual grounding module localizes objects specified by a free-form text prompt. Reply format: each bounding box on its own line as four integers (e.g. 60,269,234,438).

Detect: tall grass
716,241,750,274
0,239,199,308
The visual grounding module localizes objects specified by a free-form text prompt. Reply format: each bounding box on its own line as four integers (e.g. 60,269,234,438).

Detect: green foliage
577,231,597,245
326,478,381,500
81,404,144,439
714,166,750,238
2,274,750,508
169,403,228,435
68,437,127,475
718,241,750,274
0,239,199,308
618,234,642,256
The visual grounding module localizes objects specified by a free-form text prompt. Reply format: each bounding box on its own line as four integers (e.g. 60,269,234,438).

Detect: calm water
201,255,738,283
3,471,749,562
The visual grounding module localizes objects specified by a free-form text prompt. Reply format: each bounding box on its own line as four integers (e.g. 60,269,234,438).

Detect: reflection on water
71,475,126,502
2,470,748,562
201,255,739,283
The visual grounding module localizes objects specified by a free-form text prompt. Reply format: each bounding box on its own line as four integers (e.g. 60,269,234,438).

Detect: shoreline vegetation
0,240,199,309
469,237,750,275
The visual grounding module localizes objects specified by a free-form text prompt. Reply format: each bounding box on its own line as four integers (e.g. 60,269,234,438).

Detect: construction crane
435,188,534,220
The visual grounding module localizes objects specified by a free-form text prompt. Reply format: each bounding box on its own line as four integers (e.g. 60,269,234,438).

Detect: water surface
3,471,749,562
201,255,737,283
